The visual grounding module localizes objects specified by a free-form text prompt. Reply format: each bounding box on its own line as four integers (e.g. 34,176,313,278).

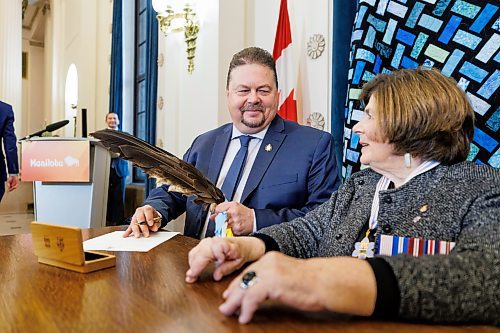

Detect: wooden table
0,227,497,333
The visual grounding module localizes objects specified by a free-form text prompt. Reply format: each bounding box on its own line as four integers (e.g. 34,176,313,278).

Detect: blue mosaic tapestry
342,0,499,179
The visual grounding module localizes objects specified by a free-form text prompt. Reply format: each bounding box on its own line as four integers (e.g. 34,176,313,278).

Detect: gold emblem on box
31,222,116,273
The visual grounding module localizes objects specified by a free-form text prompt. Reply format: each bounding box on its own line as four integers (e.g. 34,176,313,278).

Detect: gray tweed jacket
258,161,500,325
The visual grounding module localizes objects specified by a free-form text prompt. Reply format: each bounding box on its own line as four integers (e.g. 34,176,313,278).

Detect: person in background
185,68,500,325
106,112,129,225
0,100,19,202
127,46,340,238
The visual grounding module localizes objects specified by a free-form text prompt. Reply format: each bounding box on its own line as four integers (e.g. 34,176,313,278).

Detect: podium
21,138,110,228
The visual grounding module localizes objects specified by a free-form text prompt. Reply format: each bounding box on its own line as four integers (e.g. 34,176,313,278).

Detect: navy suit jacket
144,115,340,238
112,158,129,179
0,101,19,182
111,157,128,200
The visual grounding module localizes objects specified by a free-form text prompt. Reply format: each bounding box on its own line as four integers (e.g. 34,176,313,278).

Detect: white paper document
83,231,179,252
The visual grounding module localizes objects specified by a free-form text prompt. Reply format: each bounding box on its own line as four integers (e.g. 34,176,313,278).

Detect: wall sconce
152,1,200,74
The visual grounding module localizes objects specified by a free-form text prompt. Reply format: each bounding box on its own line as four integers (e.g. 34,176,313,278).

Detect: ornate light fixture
152,1,200,74
22,0,28,20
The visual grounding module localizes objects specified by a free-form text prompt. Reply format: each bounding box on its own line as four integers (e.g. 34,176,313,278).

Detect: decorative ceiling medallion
307,34,326,59
306,112,325,130
157,96,164,110
158,53,164,67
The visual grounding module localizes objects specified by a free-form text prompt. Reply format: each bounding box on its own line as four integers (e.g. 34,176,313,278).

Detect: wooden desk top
0,227,497,333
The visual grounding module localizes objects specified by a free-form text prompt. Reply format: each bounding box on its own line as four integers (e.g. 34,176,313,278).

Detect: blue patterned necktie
205,135,253,237
220,135,253,201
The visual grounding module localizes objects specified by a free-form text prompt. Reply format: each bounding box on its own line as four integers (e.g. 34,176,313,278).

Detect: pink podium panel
21,140,90,182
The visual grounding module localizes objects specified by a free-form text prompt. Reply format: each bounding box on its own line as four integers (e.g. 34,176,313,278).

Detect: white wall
94,0,113,133
0,1,23,135
217,0,246,127
31,0,332,154
156,0,226,157
22,5,47,137
24,0,332,148
122,0,135,135
154,0,332,233
41,0,111,138
156,0,332,158
14,0,333,231
245,0,332,128
22,41,45,135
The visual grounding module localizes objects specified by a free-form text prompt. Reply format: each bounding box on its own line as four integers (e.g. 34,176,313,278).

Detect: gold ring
134,216,161,226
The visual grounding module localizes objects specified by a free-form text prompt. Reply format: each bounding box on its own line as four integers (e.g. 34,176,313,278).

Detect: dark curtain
144,2,158,197
109,0,123,127
330,0,359,180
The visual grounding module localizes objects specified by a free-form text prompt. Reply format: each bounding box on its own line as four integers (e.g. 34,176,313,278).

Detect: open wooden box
31,222,116,273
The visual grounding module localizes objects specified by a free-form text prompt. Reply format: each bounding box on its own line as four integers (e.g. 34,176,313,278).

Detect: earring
404,153,412,168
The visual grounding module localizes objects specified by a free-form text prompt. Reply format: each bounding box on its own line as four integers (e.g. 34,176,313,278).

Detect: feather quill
91,129,225,210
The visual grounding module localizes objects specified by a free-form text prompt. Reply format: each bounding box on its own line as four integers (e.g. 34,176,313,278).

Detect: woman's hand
219,254,377,324
185,237,266,283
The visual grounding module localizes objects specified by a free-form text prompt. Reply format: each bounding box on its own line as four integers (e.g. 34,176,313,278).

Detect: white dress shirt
199,125,268,238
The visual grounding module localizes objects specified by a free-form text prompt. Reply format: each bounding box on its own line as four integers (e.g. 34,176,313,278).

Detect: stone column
0,1,22,133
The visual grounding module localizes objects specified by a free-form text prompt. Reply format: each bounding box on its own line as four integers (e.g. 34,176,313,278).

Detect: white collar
231,124,268,141
369,160,440,230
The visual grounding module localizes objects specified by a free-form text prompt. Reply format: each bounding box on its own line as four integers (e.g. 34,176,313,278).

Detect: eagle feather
91,129,225,210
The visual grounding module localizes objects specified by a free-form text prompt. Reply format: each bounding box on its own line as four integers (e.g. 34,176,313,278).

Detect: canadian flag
273,0,298,122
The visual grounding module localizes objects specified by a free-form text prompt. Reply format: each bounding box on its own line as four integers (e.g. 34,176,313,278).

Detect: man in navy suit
105,112,129,225
126,47,340,238
0,101,19,202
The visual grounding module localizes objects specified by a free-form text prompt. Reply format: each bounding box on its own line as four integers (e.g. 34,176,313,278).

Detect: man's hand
214,202,255,235
185,237,265,283
6,175,19,192
123,204,161,238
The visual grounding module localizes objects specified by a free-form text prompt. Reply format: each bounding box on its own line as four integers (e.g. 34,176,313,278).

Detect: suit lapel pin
265,144,272,152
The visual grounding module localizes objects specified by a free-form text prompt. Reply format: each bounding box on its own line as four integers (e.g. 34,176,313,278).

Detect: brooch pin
352,229,375,259
413,204,429,223
265,144,272,152
419,204,428,213
352,237,375,259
